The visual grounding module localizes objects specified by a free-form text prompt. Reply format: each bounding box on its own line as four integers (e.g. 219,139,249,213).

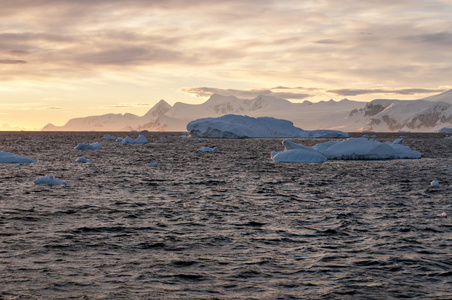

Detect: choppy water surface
1,132,451,299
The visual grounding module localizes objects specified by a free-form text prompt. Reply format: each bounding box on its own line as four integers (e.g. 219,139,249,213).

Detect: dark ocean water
1,132,451,299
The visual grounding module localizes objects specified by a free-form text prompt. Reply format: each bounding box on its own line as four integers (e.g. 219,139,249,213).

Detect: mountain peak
144,100,172,119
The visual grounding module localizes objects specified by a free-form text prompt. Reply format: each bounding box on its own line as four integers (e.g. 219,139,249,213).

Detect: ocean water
1,132,451,300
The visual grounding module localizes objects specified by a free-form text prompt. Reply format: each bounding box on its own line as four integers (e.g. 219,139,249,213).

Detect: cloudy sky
1,0,451,130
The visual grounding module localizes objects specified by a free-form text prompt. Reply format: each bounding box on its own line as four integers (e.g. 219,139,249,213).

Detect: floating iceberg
195,138,209,141
102,134,117,140
119,135,148,144
313,137,421,160
199,146,219,152
74,142,103,150
438,127,452,133
272,137,421,163
187,114,349,138
34,175,67,186
0,152,36,164
76,156,91,163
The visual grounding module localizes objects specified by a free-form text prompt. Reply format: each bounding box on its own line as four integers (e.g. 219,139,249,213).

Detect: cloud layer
1,0,451,129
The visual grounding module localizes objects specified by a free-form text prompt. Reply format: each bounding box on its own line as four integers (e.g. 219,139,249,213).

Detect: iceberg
313,137,421,160
0,152,36,164
34,175,67,186
187,114,349,138
119,135,148,144
76,156,91,163
199,146,219,152
74,142,103,150
272,137,421,163
102,134,117,140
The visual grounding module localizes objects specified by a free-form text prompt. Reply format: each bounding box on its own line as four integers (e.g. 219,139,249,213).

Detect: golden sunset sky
1,0,451,130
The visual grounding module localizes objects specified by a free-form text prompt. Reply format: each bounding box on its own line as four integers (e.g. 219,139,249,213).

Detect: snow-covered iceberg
187,114,349,138
0,152,36,164
313,137,421,160
272,137,421,163
74,142,103,150
34,175,67,186
118,135,148,144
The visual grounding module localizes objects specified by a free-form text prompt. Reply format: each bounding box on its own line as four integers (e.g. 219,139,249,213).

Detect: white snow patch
34,175,67,186
0,152,36,164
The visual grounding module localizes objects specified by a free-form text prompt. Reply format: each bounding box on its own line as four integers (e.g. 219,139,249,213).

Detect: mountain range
42,89,452,132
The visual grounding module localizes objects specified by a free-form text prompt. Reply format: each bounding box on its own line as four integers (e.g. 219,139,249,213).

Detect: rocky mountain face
41,89,452,132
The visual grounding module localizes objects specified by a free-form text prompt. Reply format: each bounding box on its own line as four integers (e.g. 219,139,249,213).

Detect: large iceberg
0,152,36,164
272,138,421,163
187,114,349,138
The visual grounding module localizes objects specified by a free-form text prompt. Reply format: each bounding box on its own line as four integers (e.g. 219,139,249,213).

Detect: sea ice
199,146,219,152
119,135,148,144
76,156,91,163
34,175,67,186
146,162,159,167
0,152,36,164
74,142,103,150
187,114,349,138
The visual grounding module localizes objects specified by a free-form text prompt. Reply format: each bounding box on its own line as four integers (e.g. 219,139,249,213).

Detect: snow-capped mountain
41,89,452,132
346,93,452,132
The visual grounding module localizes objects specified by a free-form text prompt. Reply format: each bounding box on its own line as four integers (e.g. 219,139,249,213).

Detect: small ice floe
34,175,67,186
0,152,36,164
118,135,148,144
76,156,91,163
102,134,117,140
146,162,159,167
74,142,103,150
436,212,447,218
199,146,219,152
362,134,377,138
430,181,440,188
401,161,413,165
445,135,452,140
160,137,167,140
195,138,209,142
442,168,452,171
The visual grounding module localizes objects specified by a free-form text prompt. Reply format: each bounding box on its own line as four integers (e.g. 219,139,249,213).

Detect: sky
1,0,451,130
